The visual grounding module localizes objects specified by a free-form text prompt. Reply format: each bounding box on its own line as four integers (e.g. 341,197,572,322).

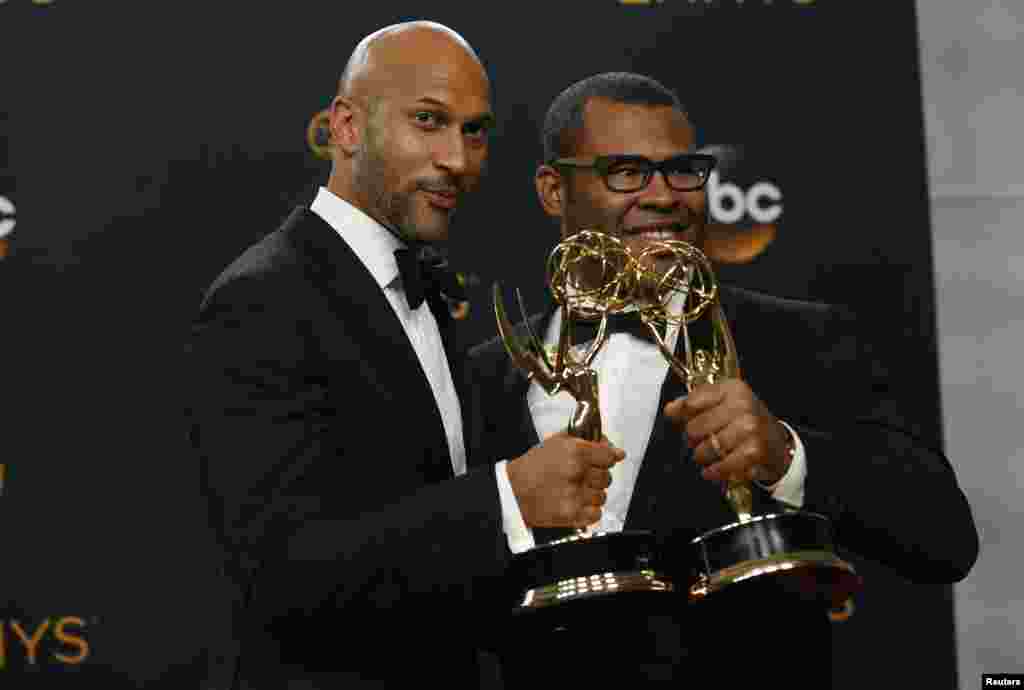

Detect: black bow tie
394,247,466,311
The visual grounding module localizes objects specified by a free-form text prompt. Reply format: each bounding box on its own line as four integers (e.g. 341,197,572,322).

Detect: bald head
338,21,487,104
325,21,494,244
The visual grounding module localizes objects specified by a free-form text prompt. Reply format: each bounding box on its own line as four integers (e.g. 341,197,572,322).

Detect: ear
329,96,360,157
535,164,565,218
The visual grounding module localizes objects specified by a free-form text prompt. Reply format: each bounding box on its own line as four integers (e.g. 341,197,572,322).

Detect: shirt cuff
763,420,806,509
495,460,536,554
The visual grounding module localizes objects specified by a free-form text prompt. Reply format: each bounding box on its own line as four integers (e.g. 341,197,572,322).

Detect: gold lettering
11,618,50,665
54,617,89,664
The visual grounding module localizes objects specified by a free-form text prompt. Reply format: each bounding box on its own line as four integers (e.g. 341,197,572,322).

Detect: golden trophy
492,230,687,627
629,239,862,612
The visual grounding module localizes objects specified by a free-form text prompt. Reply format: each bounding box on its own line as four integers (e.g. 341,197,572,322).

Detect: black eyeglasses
550,153,717,192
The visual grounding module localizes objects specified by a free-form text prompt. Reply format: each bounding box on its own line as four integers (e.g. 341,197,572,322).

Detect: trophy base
503,530,688,635
688,511,861,610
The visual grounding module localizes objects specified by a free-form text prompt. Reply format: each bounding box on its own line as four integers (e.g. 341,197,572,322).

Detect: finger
691,421,741,466
578,440,626,467
664,385,727,422
580,487,607,508
700,440,757,482
686,403,745,448
583,467,613,490
692,430,729,467
575,506,601,528
686,386,760,443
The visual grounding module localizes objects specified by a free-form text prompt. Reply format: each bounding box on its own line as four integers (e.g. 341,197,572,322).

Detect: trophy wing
581,313,610,369
493,283,559,393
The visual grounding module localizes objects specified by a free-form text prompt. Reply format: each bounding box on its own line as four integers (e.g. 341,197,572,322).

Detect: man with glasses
465,72,977,686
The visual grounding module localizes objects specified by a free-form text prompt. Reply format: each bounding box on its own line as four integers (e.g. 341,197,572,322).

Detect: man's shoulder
468,332,508,360
468,311,547,361
719,284,860,347
722,283,834,318
465,310,551,389
200,207,317,308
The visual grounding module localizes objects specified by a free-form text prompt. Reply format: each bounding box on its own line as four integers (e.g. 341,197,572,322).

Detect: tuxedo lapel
623,358,691,530
428,293,468,455
625,309,736,534
288,207,454,482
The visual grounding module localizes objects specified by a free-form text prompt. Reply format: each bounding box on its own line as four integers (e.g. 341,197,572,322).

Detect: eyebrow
415,97,496,128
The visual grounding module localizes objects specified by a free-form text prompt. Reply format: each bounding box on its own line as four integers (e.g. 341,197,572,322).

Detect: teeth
634,230,679,240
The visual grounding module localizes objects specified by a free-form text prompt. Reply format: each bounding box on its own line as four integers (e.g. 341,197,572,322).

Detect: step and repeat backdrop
2,1,959,687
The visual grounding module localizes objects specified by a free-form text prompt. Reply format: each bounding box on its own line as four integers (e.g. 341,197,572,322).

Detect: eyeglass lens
605,157,712,191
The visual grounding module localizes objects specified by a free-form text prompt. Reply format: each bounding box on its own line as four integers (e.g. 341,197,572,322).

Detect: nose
636,170,680,211
434,129,470,178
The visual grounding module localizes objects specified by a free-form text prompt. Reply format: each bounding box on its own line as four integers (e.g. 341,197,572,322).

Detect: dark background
1,1,952,686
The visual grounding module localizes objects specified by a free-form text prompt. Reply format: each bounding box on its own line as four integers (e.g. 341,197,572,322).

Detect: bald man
186,22,622,690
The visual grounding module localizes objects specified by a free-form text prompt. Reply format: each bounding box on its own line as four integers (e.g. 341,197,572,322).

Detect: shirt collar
309,186,404,291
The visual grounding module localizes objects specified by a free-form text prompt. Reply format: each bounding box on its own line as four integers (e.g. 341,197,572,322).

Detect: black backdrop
2,2,955,687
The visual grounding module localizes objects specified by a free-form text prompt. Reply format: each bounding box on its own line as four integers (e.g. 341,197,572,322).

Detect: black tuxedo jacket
464,285,979,684
186,207,511,689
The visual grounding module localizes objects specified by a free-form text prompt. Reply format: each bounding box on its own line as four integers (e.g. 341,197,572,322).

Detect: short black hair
541,72,688,163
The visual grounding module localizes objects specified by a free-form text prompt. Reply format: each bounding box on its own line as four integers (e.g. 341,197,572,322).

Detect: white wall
917,1,1024,684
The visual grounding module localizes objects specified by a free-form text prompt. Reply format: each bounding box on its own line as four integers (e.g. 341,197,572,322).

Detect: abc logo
0,196,14,239
707,171,782,225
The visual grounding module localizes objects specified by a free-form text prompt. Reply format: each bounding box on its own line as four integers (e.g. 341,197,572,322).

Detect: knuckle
739,441,760,464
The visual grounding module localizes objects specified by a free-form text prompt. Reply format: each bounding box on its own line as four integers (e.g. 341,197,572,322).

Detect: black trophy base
688,510,862,610
499,529,692,638
488,529,697,688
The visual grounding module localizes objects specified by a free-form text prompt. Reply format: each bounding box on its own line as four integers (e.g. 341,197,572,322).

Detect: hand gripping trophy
629,239,862,612
493,230,686,625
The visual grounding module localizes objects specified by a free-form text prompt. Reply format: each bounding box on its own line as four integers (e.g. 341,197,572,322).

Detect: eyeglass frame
548,153,717,192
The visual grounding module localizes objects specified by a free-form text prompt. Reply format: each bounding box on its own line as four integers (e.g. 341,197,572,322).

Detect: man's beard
353,136,417,242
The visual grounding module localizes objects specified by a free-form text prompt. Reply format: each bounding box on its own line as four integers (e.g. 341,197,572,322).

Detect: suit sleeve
782,305,979,584
185,275,511,637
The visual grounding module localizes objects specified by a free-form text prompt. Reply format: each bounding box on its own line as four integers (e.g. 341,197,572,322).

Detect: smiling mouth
422,189,458,210
623,223,690,241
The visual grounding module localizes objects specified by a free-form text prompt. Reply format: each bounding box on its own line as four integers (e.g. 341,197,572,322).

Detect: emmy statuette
492,231,689,630
629,239,862,612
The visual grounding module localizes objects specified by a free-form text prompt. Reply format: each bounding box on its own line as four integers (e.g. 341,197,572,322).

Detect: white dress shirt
496,297,806,554
310,187,466,476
